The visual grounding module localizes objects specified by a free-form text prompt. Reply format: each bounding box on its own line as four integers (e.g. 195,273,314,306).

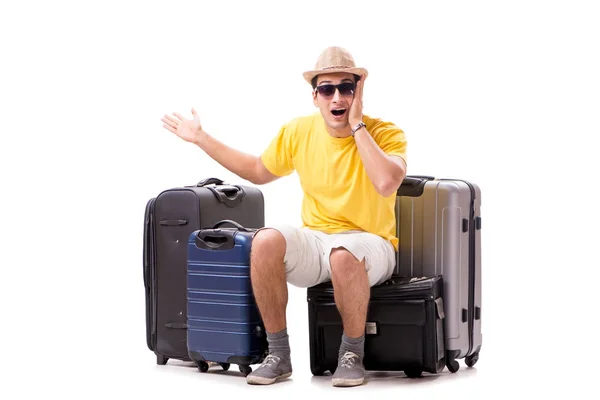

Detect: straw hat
302,46,368,84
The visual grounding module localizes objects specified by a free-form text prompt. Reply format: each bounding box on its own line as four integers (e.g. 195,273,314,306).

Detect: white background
1,0,598,397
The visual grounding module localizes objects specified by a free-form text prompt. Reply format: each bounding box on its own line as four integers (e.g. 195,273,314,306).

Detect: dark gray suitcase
395,175,482,373
143,178,264,365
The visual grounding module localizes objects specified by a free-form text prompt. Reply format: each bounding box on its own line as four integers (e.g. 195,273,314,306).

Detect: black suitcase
307,276,446,378
143,178,264,365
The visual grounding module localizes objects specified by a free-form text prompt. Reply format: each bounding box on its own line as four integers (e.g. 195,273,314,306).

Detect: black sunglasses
314,82,355,98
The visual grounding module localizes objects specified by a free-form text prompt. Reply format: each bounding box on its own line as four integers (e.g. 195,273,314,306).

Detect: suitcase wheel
446,358,460,373
239,364,252,377
197,361,210,373
465,352,479,368
404,368,423,379
156,355,168,365
220,363,230,371
311,366,336,376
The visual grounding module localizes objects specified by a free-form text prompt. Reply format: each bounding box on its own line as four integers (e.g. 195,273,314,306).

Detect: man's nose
332,88,342,102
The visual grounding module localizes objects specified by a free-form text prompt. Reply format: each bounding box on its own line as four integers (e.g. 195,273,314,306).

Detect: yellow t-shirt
260,112,407,250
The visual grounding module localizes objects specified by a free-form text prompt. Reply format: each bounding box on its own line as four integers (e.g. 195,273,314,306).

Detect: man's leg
329,249,370,337
250,228,288,334
329,248,370,387
327,232,396,387
246,228,291,385
246,226,326,385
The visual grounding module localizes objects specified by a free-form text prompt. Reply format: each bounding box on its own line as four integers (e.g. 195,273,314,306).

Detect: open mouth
331,108,347,117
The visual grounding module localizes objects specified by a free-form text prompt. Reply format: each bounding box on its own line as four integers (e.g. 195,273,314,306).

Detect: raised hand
161,108,204,144
349,74,366,127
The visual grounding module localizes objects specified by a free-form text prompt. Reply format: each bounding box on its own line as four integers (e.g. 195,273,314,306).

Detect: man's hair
311,74,361,89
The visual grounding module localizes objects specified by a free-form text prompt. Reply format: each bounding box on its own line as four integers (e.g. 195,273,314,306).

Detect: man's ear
312,90,318,107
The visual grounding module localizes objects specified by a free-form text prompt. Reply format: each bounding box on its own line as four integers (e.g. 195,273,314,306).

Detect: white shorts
257,224,396,288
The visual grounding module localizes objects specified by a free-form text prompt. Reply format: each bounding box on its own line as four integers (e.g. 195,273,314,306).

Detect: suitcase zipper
144,198,158,350
150,202,158,343
466,184,476,357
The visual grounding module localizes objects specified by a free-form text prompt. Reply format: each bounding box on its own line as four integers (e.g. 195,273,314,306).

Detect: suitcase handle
406,175,435,181
195,177,246,207
212,219,251,231
206,185,246,208
194,220,251,250
396,175,434,197
196,177,225,186
196,230,236,250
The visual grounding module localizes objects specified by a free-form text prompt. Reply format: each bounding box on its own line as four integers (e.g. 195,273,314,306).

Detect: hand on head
349,74,366,126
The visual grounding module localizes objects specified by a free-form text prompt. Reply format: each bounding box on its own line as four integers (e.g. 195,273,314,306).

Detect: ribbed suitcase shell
186,225,267,376
395,176,482,372
307,276,446,378
143,178,264,366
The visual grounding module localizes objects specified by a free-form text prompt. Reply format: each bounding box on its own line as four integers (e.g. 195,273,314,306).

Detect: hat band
321,65,353,70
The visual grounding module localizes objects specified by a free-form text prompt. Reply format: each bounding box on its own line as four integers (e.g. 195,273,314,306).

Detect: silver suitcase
395,175,482,373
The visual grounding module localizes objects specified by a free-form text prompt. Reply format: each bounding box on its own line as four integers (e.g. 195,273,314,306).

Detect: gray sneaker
246,354,292,385
332,351,365,387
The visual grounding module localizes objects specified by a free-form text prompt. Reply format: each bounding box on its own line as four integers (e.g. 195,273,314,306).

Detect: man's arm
352,127,407,197
161,108,280,185
195,132,280,185
346,76,406,197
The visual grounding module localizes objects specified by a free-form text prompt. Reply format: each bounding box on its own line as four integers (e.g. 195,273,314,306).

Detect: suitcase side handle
397,175,434,197
165,323,187,329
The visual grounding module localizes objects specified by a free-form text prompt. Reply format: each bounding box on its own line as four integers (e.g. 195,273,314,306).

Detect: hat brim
303,67,368,84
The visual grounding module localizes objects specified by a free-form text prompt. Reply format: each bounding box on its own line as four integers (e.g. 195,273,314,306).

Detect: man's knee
251,228,286,263
329,247,364,275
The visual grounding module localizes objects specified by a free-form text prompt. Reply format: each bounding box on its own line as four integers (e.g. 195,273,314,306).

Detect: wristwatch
351,121,366,137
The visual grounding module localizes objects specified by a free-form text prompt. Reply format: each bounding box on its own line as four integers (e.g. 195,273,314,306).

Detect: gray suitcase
395,175,482,373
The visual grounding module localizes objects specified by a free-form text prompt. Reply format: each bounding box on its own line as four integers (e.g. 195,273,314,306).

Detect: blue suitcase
186,220,267,377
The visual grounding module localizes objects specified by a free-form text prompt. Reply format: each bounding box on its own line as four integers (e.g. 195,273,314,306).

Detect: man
161,46,407,387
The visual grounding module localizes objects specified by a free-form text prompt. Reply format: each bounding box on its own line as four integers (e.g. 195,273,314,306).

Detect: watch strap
351,121,366,137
